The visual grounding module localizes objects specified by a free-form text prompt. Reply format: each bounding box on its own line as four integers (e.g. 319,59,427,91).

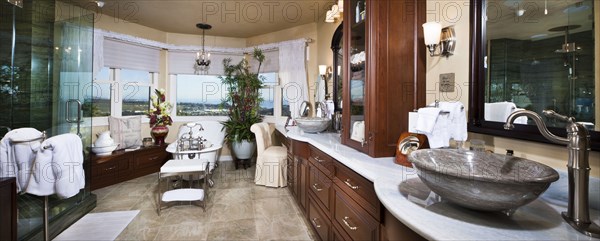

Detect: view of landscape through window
176,73,290,117
89,69,290,118
87,67,151,117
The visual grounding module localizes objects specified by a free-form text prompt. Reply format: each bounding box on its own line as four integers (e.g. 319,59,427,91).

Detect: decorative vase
231,139,256,159
151,125,169,146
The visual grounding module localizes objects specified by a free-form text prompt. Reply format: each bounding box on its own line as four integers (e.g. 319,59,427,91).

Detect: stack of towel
27,133,85,199
0,128,42,192
414,102,467,148
0,129,85,199
484,102,527,124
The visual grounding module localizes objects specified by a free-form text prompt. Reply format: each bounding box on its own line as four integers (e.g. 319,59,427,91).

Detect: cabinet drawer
333,186,379,241
92,161,119,178
134,149,168,169
309,146,335,177
308,195,331,241
308,164,332,213
335,162,380,220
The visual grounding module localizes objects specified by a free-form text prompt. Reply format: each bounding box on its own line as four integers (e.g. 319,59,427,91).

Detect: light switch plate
440,73,455,92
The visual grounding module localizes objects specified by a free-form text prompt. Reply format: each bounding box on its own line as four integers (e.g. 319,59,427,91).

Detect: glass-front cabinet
342,0,427,157
344,0,367,150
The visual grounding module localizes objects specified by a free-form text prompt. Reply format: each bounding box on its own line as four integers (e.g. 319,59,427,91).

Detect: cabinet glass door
347,0,366,145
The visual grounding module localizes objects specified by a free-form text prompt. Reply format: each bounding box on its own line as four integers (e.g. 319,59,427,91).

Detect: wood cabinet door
333,186,379,241
342,0,426,157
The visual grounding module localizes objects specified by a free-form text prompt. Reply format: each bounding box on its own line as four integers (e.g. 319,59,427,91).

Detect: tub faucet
505,109,600,238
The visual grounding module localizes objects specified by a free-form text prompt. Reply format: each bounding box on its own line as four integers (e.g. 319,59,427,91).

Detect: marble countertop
276,124,600,240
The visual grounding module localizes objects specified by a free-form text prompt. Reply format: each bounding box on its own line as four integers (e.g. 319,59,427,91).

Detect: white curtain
279,40,308,119
168,51,244,75
103,39,160,72
93,31,104,79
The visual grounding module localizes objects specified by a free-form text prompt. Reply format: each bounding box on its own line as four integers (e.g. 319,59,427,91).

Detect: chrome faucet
315,101,329,118
505,109,600,238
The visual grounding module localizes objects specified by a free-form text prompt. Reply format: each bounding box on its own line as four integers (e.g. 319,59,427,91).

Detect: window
175,74,228,116
88,67,155,118
260,73,277,116
120,69,152,116
172,72,290,119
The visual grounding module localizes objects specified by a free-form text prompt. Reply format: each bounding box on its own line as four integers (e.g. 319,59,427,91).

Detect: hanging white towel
0,128,42,193
27,133,84,199
415,107,441,133
425,113,451,148
439,102,468,142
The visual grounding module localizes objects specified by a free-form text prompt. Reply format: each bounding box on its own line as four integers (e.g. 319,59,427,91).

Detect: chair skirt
254,146,287,187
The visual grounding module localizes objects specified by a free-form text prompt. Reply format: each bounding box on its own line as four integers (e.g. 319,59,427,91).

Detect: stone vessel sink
408,149,559,212
295,117,331,133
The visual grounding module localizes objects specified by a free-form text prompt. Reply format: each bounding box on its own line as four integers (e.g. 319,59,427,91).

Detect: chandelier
195,23,212,74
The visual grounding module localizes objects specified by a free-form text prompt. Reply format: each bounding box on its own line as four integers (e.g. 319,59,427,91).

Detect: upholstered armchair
250,123,287,187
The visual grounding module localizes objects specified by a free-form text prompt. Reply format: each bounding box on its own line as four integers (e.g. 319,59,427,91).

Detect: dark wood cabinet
275,131,423,241
342,0,426,157
308,194,332,241
288,140,309,213
0,178,17,241
90,145,170,190
333,185,380,241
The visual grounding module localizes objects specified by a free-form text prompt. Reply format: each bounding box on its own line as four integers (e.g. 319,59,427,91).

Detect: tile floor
91,161,317,241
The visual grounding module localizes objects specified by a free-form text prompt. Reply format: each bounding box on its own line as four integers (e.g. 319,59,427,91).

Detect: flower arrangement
220,48,265,143
147,89,173,127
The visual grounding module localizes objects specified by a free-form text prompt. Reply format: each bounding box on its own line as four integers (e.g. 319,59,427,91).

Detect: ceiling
487,0,594,41
71,0,335,38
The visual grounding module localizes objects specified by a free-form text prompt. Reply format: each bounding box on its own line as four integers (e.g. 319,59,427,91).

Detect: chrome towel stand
9,131,52,241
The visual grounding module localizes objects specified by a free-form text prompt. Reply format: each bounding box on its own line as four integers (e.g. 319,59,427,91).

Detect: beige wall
247,23,319,104
425,0,599,177
165,33,246,48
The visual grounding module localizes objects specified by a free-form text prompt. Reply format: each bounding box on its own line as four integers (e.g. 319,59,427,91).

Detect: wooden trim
467,0,600,151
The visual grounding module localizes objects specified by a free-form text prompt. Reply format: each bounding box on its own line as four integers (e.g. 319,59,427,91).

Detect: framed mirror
331,23,343,111
469,0,599,150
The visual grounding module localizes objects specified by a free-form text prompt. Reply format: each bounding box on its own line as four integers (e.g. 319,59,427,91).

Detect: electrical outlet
440,73,455,92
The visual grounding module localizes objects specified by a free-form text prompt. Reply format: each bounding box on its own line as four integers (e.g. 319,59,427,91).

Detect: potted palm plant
220,48,265,160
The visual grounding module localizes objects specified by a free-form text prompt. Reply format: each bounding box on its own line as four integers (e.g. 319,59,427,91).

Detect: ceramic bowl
91,144,119,156
408,149,559,212
296,117,331,133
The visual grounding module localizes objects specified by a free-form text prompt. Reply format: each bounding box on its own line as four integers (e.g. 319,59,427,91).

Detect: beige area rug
53,210,140,241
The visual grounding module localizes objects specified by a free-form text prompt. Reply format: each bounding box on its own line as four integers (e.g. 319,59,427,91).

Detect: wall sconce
319,65,332,79
422,22,456,57
319,65,333,99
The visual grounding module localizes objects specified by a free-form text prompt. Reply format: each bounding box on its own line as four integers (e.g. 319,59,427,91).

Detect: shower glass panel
485,0,596,129
0,1,95,240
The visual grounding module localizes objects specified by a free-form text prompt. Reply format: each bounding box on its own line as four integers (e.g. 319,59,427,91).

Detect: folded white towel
415,107,441,134
350,121,365,143
0,128,42,193
513,108,528,124
27,133,84,199
484,102,516,122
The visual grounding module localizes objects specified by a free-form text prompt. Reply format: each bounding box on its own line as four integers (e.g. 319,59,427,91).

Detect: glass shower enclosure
0,0,96,240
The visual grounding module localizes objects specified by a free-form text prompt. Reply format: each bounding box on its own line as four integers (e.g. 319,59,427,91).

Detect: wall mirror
332,23,343,112
469,0,599,150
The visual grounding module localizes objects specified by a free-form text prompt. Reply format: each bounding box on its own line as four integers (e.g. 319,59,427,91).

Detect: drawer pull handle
312,183,323,192
104,166,117,171
314,156,324,163
344,179,359,190
311,218,321,228
342,216,358,230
